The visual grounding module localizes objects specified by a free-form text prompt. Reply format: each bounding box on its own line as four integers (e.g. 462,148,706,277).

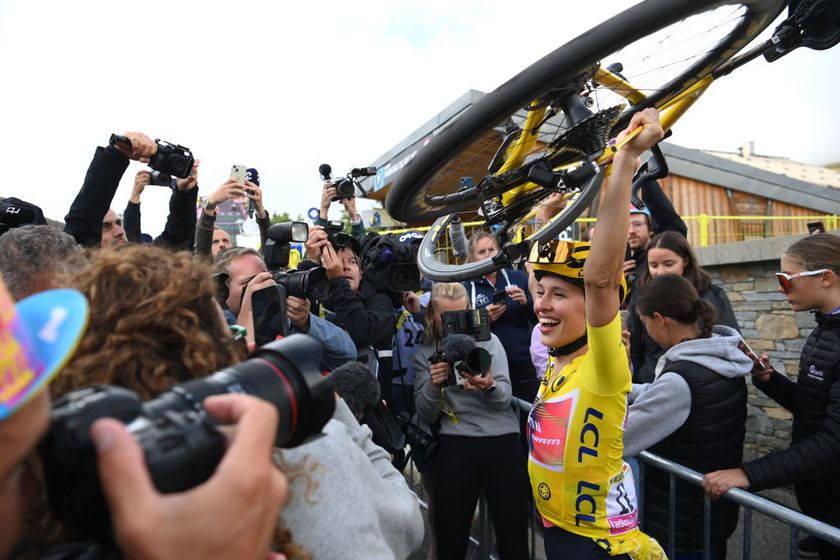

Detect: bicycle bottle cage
765,0,840,62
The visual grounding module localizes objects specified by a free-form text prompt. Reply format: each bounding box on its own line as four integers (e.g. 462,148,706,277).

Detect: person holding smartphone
463,230,537,401
704,233,840,560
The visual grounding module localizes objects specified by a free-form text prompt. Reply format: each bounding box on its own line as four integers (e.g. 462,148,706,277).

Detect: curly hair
51,245,241,400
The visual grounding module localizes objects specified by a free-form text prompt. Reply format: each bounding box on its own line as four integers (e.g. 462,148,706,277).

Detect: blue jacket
463,268,536,386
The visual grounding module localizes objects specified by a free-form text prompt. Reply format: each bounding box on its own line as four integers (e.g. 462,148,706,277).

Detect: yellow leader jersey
527,313,665,559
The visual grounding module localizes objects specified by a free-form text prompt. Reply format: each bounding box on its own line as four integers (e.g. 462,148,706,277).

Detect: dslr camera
109,134,195,179
39,335,334,543
323,220,357,253
442,308,492,341
319,163,375,202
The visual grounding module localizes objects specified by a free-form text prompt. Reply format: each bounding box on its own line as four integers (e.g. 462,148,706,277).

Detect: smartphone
492,290,507,305
251,285,288,347
230,164,247,183
739,337,768,370
807,221,826,235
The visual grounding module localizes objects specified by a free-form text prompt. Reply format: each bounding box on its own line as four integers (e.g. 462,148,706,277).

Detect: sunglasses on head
775,269,829,293
529,239,584,266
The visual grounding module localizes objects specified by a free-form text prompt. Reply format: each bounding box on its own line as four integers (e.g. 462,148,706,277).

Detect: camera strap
439,388,458,425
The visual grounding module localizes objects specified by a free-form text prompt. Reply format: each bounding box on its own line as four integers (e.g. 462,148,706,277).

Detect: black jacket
743,312,840,527
319,276,395,351
629,284,740,383
64,146,129,247
645,360,747,550
123,188,199,250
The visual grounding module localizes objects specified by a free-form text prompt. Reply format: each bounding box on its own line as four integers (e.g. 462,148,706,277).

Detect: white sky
1,1,838,236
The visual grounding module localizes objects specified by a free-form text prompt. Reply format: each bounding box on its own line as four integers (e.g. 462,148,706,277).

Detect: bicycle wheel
385,0,787,224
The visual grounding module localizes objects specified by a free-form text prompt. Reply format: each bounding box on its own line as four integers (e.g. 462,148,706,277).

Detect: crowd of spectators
2,111,840,560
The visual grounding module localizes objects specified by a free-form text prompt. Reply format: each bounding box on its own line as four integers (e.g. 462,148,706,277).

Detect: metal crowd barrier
401,397,840,559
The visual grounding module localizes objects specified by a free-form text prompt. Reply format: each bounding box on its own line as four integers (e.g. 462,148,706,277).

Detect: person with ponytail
623,273,751,559
627,231,739,383
704,233,840,560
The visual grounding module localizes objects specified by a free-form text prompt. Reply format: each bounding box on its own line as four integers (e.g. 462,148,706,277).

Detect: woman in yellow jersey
526,108,666,560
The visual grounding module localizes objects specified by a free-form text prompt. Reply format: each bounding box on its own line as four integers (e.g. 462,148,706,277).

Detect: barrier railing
402,397,840,559
374,214,839,253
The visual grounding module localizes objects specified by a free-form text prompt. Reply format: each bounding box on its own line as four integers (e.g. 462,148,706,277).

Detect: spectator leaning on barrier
704,233,840,560
627,231,740,383
624,274,750,560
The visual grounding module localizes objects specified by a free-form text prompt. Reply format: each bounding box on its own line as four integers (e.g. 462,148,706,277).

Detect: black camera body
319,163,375,202
323,221,357,253
442,308,491,341
39,335,334,542
361,233,421,294
149,170,176,187
148,139,194,179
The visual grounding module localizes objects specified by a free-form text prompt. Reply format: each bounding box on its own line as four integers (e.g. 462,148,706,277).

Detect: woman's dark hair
636,274,717,339
637,231,711,293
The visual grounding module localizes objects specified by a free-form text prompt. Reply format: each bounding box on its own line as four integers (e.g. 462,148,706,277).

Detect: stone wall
696,233,821,461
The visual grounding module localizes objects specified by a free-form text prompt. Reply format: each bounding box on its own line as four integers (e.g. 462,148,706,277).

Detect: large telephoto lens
276,267,328,300
144,334,334,448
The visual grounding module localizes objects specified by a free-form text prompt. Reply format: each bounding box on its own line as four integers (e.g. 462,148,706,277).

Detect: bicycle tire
385,0,787,223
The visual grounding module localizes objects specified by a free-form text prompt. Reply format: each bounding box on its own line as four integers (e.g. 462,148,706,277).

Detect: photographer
123,162,200,246
412,282,528,560
315,180,366,237
303,228,395,376
64,131,198,250
195,167,272,261
214,247,356,370
0,278,287,560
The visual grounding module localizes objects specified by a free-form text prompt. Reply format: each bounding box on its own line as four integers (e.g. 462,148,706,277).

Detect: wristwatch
204,201,217,211
484,383,497,394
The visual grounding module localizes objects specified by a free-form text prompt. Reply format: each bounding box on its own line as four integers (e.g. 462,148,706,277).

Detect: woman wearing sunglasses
703,233,840,560
526,108,665,560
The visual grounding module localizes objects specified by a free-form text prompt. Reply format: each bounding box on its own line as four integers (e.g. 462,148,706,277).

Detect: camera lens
144,335,334,448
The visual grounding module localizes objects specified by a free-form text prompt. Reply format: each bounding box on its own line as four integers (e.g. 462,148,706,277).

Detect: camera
108,134,195,179
39,335,335,542
263,221,309,270
361,233,421,294
272,267,329,300
319,163,375,202
442,308,492,341
149,170,176,187
148,139,194,179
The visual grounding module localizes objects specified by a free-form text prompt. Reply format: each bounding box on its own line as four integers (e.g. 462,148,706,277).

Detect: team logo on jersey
527,390,578,472
538,483,551,500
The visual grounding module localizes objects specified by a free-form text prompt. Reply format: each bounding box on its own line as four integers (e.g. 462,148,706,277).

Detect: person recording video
0,276,288,560
412,282,528,560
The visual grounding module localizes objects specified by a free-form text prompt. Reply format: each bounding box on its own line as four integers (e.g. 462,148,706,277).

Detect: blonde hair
424,282,468,344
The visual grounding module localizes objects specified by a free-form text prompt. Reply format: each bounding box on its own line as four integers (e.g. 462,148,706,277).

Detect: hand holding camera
427,360,451,389
174,159,200,192
305,226,330,263
91,394,287,560
131,170,151,203
110,131,157,163
320,243,344,280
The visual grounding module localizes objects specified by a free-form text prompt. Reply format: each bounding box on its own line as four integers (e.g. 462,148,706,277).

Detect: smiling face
533,274,586,349
647,247,687,278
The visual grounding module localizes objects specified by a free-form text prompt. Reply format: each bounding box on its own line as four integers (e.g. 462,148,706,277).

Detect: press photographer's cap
0,197,48,236
245,167,260,186
0,277,89,420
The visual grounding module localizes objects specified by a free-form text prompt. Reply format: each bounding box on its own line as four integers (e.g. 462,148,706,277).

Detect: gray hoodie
623,325,753,457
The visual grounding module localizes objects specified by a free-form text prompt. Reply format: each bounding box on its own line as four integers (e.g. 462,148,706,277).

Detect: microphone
319,163,332,181
327,361,380,417
440,334,492,377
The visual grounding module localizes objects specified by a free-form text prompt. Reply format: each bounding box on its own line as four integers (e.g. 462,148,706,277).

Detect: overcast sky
1,0,838,236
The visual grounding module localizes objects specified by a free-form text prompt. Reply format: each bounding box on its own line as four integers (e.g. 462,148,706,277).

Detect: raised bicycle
384,0,840,281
